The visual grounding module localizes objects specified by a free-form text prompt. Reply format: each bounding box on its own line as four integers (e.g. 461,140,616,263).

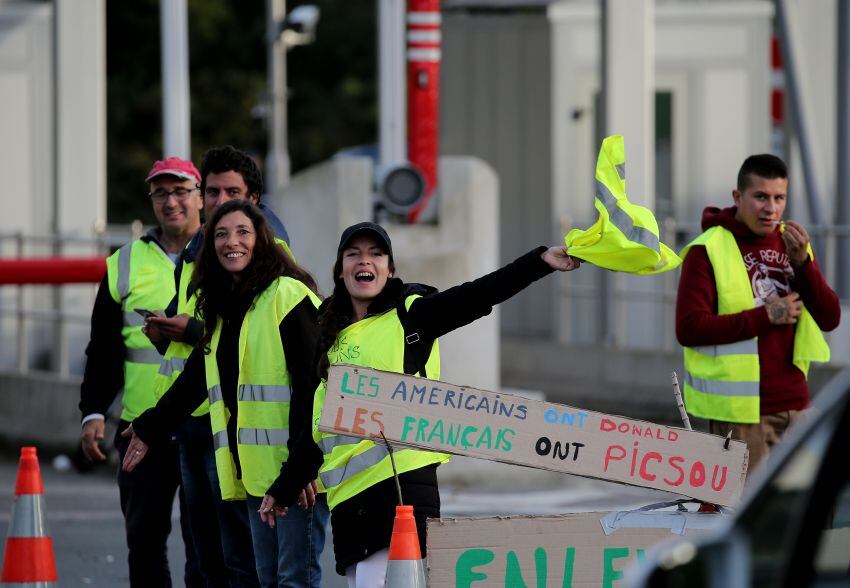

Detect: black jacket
280,246,554,574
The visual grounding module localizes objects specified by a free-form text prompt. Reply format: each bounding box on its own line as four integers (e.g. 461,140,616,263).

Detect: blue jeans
246,493,329,588
178,415,260,587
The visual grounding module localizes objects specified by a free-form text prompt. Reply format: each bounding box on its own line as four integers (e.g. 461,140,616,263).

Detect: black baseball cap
337,222,393,258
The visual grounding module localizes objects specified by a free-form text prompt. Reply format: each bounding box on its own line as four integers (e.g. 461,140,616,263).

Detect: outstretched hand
541,246,582,272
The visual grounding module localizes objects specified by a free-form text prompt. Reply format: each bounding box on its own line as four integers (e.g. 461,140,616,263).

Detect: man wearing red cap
79,157,204,586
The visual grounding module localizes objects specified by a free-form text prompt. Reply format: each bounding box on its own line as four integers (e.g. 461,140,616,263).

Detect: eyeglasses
149,187,199,203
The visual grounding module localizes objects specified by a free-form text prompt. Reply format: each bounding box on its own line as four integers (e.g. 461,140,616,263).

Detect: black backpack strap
396,294,433,378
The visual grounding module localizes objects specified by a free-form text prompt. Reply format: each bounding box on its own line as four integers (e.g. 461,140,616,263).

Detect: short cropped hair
737,154,788,191
200,145,263,202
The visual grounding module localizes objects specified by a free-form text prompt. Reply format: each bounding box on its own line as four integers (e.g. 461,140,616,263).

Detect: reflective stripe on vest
158,356,187,377
105,240,176,421
563,135,682,274
690,339,758,357
683,373,759,398
320,442,389,490
680,226,829,423
239,384,292,403
313,294,450,510
595,179,660,253
204,277,320,499
238,428,289,446
125,348,164,365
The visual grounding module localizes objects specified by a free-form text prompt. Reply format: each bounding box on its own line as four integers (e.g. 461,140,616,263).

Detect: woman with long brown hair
121,199,329,587
266,221,582,587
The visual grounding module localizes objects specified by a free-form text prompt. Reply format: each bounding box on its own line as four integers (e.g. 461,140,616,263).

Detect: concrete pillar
56,0,106,235
56,0,106,374
603,0,654,209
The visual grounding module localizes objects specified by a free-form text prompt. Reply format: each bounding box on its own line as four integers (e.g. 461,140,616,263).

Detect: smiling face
733,175,788,237
150,176,202,236
213,210,256,281
340,235,393,315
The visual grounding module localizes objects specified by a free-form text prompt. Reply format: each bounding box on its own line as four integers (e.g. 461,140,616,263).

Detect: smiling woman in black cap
266,221,582,586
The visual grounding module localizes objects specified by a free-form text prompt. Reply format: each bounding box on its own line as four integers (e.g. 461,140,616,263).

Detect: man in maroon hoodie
676,154,840,474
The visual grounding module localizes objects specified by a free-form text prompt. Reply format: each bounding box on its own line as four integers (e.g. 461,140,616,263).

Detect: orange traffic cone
1,447,57,585
384,505,426,587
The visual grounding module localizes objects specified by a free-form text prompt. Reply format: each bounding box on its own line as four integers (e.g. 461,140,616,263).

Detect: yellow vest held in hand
564,135,681,274
680,226,829,424
204,276,319,500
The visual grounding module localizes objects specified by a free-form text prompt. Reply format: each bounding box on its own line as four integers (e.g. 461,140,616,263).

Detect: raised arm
408,246,579,340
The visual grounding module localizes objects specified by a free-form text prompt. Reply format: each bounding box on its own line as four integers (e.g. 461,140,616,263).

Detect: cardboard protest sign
426,511,718,587
320,365,748,506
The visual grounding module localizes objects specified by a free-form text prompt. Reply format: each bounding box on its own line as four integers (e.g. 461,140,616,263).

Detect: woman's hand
541,246,582,272
259,494,289,528
120,425,150,472
296,480,319,509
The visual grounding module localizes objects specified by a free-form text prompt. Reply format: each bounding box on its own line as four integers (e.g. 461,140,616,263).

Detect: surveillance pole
266,0,290,194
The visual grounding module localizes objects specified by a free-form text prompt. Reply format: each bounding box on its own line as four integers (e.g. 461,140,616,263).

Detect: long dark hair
192,199,318,352
317,241,396,380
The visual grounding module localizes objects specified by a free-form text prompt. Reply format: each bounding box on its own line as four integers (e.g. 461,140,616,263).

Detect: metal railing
0,224,143,377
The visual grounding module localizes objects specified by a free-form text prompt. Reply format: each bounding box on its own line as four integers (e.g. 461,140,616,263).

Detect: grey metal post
378,0,407,169
598,0,614,346
160,0,191,158
266,0,290,193
838,0,850,298
774,0,825,229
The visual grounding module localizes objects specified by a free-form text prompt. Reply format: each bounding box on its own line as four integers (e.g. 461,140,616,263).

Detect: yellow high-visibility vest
680,226,830,423
565,135,681,274
105,240,176,421
204,276,319,499
313,294,451,510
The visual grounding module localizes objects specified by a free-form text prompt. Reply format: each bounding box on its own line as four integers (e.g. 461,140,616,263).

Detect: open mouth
225,252,245,259
355,271,375,283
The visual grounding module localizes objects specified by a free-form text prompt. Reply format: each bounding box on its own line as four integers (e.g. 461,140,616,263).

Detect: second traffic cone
385,505,426,588
1,446,57,586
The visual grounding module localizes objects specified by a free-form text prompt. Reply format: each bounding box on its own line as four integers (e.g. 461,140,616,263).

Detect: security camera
284,5,320,37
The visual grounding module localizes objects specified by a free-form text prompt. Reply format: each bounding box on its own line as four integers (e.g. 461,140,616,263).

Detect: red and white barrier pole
0,258,106,285
406,0,440,223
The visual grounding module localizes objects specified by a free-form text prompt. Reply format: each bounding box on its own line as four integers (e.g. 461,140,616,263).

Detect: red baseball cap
145,157,201,183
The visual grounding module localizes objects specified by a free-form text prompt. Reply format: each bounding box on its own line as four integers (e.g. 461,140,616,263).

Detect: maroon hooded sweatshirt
676,206,841,415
